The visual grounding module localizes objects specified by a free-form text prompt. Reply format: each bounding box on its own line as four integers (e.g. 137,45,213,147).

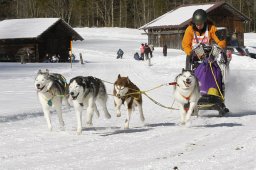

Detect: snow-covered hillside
0,28,256,170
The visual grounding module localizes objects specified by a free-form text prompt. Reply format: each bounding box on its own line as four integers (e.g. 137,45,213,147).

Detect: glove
212,45,222,58
193,44,204,59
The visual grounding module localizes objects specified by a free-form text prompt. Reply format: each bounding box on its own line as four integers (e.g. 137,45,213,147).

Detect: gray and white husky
174,69,200,125
69,76,111,135
34,69,69,131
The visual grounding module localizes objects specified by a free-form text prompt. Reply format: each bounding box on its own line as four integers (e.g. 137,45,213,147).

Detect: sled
191,44,229,116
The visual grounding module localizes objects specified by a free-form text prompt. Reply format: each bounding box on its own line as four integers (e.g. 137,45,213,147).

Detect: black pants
186,54,201,70
149,51,153,58
185,56,191,70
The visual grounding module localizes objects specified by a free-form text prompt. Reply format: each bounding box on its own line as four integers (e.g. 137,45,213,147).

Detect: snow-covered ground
0,28,256,170
244,32,256,47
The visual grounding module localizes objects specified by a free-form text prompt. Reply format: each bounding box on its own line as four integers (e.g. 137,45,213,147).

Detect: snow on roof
0,18,60,39
140,4,215,29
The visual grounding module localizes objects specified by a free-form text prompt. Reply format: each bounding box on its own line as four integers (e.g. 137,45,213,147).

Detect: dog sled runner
191,44,229,116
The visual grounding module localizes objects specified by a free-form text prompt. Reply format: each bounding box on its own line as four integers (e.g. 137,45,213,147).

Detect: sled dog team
35,69,199,134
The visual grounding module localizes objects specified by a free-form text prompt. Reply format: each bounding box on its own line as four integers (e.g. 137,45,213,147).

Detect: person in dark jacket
144,43,151,60
149,44,154,58
117,49,124,59
163,44,167,56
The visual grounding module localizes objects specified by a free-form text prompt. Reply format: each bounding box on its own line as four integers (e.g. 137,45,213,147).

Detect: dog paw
140,115,145,122
105,113,111,119
179,121,185,126
116,112,121,117
191,111,199,117
48,125,53,131
95,111,100,118
60,121,65,127
185,121,191,127
86,122,93,127
185,117,191,123
77,129,82,135
59,126,65,131
124,119,129,129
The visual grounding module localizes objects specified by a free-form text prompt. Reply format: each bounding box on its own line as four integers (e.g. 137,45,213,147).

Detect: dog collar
117,96,126,104
169,82,177,86
180,92,192,101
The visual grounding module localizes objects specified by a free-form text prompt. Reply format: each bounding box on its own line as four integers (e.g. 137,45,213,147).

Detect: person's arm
210,25,226,48
182,26,194,55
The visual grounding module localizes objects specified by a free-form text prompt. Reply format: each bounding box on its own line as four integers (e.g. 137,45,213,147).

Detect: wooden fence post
80,53,84,64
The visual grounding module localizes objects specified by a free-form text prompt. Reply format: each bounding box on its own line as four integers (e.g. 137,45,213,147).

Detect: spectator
117,49,124,59
163,44,167,56
229,33,239,47
144,43,151,60
140,43,145,60
149,44,154,58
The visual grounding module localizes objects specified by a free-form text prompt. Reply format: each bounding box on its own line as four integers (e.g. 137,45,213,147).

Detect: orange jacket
182,24,226,55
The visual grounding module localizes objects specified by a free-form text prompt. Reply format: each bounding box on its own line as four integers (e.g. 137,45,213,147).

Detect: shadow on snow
99,128,152,136
144,122,175,127
0,111,43,123
195,122,243,128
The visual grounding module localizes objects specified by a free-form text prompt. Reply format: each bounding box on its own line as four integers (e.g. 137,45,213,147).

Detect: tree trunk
119,0,122,27
254,0,256,32
111,0,114,27
142,0,146,23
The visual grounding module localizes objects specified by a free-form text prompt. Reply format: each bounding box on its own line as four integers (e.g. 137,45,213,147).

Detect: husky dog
35,69,69,131
69,76,111,135
174,69,200,125
113,74,145,129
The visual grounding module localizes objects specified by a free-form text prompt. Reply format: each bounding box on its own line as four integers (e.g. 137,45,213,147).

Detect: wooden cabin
0,18,83,62
139,2,250,49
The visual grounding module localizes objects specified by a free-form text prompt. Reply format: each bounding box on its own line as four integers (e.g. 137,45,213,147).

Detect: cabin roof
139,2,250,30
0,18,83,40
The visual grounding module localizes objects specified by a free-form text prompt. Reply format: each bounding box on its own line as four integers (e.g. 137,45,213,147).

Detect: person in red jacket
140,43,145,60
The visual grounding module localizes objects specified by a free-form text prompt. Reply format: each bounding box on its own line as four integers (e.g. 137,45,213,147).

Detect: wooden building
0,18,83,62
139,2,250,49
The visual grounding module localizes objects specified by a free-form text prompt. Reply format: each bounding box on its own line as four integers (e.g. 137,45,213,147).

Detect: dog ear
127,77,130,84
78,77,85,85
82,79,86,85
118,74,121,79
182,68,185,73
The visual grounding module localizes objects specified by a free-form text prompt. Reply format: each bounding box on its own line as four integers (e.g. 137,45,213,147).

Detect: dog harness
79,90,91,107
45,89,55,106
192,26,209,47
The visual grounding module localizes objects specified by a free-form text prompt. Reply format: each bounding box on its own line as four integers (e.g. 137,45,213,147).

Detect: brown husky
113,74,145,129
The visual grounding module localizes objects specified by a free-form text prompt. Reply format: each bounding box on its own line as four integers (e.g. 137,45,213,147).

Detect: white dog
173,69,200,125
69,76,111,135
35,69,69,131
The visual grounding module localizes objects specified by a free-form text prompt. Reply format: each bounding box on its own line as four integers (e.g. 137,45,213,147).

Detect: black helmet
192,9,207,25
